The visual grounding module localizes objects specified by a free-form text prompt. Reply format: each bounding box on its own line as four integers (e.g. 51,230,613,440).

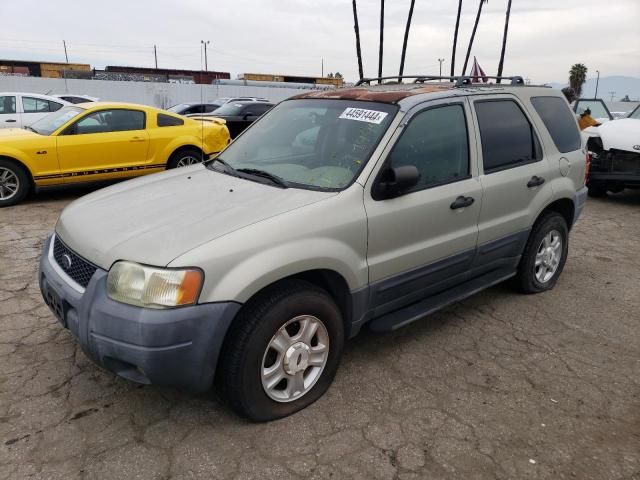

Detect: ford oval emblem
62,254,73,270
633,145,640,151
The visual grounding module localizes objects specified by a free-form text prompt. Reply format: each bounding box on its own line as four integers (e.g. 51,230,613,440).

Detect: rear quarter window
530,96,581,153
157,113,184,127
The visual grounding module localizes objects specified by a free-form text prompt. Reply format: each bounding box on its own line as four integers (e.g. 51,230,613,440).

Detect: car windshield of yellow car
30,106,84,135
212,99,397,191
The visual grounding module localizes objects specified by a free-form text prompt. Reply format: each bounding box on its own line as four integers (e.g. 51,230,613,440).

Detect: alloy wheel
534,229,562,283
0,167,19,201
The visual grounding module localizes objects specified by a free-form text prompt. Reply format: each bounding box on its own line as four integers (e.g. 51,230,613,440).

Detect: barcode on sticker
339,108,388,124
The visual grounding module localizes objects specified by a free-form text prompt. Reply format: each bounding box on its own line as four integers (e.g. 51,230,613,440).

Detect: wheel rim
0,167,19,201
261,315,330,403
534,229,562,283
176,155,201,167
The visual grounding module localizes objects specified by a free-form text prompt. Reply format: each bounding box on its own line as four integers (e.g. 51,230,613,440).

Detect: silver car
39,76,588,421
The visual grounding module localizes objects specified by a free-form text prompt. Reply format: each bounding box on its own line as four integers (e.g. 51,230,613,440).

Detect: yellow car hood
0,128,39,140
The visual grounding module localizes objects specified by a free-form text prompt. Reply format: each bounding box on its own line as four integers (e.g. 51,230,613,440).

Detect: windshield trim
28,105,85,136
208,98,400,193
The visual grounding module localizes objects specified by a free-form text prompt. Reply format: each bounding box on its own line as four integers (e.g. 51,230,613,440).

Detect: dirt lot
1,186,639,480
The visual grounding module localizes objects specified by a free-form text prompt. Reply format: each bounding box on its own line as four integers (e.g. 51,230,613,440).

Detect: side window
530,97,581,153
157,113,184,127
23,97,59,113
69,109,145,135
475,100,541,173
388,104,470,190
0,96,16,114
204,104,218,113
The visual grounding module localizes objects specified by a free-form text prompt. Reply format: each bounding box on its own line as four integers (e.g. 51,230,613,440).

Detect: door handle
129,137,145,142
527,176,546,188
5,119,16,123
450,196,475,210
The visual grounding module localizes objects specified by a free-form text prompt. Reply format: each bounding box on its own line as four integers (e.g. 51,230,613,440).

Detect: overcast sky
1,0,638,84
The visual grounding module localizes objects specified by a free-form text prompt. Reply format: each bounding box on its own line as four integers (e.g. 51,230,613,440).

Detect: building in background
0,59,90,78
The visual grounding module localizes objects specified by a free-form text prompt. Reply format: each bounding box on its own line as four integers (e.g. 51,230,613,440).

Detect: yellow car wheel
0,159,31,208
167,148,205,169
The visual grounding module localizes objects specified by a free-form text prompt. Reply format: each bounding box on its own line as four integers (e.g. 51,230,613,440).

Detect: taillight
584,151,591,184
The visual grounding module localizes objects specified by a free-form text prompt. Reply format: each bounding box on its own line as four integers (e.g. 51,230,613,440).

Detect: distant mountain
546,76,640,101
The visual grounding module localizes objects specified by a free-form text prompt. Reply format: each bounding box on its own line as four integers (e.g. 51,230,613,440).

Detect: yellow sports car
0,102,230,206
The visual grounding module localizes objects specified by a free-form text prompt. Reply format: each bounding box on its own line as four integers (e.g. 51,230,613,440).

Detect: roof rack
354,75,525,87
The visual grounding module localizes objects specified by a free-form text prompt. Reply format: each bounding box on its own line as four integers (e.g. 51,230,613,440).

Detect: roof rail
354,75,525,87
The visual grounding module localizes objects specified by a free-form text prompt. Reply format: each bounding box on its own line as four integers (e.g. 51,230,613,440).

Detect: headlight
107,261,203,309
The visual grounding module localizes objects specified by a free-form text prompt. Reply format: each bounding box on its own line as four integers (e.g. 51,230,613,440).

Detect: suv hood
56,166,336,270
582,118,640,152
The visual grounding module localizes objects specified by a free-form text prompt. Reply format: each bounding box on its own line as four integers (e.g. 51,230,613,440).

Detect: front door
0,95,20,128
20,96,65,127
364,100,482,315
56,108,150,183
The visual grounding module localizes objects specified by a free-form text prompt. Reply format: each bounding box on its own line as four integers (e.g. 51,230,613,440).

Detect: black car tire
220,280,344,422
167,148,204,169
515,212,569,294
0,159,30,207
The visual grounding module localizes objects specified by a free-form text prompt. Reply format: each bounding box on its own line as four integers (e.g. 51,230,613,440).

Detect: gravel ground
1,186,639,480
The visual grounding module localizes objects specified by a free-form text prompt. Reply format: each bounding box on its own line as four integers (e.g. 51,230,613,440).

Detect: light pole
201,40,210,71
595,70,600,99
438,58,445,80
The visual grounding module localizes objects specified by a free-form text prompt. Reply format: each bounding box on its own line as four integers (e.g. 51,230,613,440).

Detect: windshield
212,103,246,116
210,99,397,190
629,106,640,120
29,106,84,135
167,104,191,112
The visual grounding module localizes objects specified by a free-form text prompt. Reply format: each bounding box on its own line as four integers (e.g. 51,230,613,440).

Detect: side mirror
373,165,420,200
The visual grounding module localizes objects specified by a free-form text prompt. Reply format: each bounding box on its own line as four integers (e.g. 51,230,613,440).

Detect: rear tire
167,147,204,169
219,280,344,422
515,212,568,294
0,159,30,207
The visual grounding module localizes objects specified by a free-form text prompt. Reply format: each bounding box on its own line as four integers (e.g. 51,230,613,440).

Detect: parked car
0,92,70,129
0,102,230,206
627,104,640,119
217,96,270,104
577,98,640,196
53,94,99,104
39,77,587,421
167,102,223,115
190,101,274,138
572,98,614,124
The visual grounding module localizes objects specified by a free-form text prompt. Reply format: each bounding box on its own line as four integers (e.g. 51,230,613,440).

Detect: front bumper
38,234,241,392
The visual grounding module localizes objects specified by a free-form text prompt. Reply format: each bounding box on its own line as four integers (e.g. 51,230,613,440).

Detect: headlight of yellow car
107,261,203,308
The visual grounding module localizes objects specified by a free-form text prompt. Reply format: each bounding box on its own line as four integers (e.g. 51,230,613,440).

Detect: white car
52,94,99,104
0,93,70,129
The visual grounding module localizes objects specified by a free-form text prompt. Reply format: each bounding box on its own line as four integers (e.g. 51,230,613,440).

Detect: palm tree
461,0,488,76
496,0,512,83
398,0,416,81
569,63,588,98
378,0,385,81
352,0,364,80
450,0,463,77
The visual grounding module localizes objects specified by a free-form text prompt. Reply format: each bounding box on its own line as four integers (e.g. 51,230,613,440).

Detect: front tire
220,280,344,422
0,159,30,207
515,212,569,294
167,148,204,169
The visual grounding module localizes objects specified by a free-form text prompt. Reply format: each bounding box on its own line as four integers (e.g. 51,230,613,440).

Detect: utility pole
321,57,324,77
595,70,600,99
608,91,615,102
154,45,158,69
378,0,384,80
438,58,445,80
201,40,210,71
62,40,69,63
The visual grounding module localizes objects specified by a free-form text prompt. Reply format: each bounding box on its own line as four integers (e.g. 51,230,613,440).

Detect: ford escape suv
39,76,588,421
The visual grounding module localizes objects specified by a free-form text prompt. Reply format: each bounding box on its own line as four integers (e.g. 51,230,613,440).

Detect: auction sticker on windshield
339,107,388,124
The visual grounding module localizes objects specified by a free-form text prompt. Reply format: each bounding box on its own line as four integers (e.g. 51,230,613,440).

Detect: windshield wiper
23,126,38,134
235,168,289,188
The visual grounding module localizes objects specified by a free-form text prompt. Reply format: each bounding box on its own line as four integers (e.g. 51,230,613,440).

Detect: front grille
53,236,98,288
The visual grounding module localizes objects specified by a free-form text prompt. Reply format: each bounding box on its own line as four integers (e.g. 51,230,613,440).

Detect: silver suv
39,76,588,421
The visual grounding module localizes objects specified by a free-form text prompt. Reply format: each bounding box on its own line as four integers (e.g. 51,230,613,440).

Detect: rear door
21,96,64,126
56,108,150,183
470,95,553,269
364,99,482,315
0,95,21,128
